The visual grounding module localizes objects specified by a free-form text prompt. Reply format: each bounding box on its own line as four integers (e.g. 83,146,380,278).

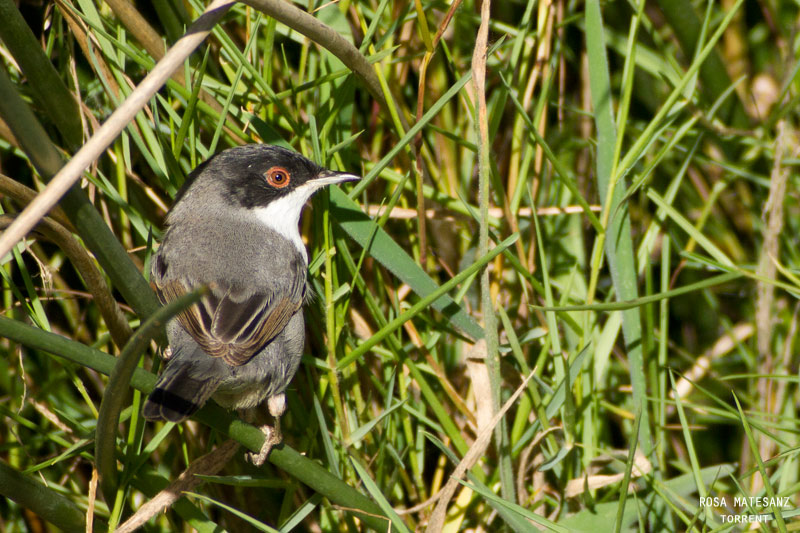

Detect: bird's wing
154,274,305,367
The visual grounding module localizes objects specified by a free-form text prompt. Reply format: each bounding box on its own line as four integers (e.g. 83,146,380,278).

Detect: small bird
143,144,359,465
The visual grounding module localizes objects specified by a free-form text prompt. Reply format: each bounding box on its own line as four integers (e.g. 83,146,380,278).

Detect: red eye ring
265,166,291,188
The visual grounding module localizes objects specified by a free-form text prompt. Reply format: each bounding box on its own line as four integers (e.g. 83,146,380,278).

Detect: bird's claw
245,421,282,466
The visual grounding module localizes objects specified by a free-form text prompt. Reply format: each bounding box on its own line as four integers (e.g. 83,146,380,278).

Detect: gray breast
158,210,305,291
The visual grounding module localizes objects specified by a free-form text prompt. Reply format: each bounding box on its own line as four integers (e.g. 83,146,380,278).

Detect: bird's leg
244,393,286,467
267,393,286,443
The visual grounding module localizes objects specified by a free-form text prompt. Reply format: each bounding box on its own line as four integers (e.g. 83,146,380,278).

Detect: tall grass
1,0,799,531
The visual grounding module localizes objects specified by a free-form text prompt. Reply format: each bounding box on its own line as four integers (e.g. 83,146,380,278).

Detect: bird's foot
242,394,287,466
245,420,282,467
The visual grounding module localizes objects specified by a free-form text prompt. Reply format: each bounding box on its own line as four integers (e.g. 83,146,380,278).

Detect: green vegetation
1,0,798,531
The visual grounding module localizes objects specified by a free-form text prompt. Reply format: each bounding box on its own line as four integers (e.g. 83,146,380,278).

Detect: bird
143,144,359,465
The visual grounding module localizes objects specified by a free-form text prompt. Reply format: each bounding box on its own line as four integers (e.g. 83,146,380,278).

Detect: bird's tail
143,361,220,422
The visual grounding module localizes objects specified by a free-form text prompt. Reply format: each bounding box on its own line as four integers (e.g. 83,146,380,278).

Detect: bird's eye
265,167,291,188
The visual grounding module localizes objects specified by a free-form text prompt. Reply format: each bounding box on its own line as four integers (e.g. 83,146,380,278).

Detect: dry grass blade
116,440,240,533
427,354,535,531
753,119,794,487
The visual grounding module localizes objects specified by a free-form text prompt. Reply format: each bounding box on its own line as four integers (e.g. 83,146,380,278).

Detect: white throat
252,184,319,262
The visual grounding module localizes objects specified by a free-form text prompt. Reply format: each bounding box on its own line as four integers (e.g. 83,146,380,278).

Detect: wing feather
154,274,304,367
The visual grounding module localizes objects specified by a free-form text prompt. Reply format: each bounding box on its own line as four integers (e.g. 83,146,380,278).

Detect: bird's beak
312,169,361,187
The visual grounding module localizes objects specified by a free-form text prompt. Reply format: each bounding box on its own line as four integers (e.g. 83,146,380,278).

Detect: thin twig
366,204,601,220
